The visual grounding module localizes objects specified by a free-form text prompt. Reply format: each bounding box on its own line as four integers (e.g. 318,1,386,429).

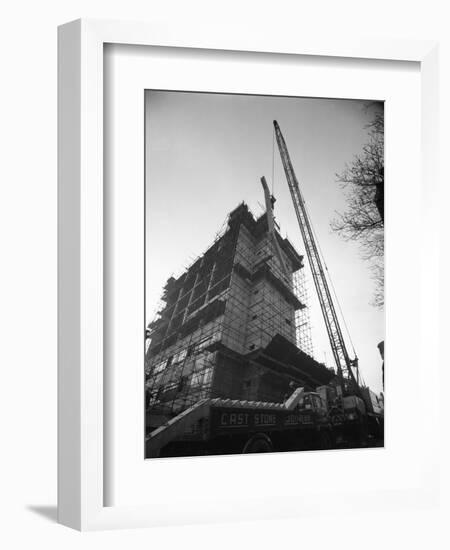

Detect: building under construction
145,200,335,429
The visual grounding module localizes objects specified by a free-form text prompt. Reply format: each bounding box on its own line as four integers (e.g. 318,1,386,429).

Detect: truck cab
297,392,329,425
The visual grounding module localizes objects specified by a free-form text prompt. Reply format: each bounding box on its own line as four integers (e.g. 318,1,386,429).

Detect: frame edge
57,17,441,530
57,19,82,531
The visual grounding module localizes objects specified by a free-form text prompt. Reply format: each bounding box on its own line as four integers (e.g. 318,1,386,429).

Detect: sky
145,91,384,394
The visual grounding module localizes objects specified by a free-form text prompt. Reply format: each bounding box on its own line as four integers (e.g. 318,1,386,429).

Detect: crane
273,120,360,395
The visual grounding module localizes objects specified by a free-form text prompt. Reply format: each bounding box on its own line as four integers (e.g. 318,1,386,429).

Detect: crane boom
273,120,359,392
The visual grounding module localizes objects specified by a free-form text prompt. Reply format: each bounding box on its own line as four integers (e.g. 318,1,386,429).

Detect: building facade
145,203,333,423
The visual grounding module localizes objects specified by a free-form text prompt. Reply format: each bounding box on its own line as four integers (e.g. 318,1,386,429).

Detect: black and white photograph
2,0,446,541
144,91,385,459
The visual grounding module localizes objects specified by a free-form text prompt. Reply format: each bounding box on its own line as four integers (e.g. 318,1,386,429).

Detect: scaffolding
145,203,319,422
294,267,314,358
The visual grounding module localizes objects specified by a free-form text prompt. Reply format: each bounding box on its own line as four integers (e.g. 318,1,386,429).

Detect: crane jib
273,120,359,392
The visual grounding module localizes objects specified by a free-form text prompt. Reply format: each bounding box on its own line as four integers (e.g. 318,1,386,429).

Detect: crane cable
305,198,365,386
271,125,275,196
303,197,358,361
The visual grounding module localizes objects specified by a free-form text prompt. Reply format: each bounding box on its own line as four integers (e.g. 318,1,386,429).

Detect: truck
146,384,384,458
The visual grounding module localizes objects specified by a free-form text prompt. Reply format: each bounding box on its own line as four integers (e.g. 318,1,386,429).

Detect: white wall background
0,1,448,548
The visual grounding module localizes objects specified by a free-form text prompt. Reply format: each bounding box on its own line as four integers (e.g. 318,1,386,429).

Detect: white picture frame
58,18,439,531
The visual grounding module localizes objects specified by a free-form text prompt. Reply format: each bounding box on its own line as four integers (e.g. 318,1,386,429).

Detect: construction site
145,120,384,458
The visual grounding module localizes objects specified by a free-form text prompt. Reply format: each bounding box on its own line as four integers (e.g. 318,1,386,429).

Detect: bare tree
332,109,384,308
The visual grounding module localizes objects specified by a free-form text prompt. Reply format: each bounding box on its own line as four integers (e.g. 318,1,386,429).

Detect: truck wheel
242,434,273,454
319,430,333,450
358,420,369,447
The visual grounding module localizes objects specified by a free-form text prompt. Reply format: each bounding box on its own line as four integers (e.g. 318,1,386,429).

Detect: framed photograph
144,92,385,460
58,19,439,530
